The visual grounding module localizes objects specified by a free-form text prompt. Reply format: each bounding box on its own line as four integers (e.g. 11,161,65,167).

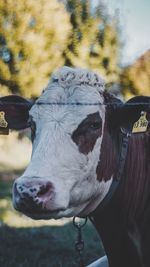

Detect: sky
94,0,150,65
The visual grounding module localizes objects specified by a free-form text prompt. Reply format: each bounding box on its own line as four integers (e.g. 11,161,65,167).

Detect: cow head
3,67,149,220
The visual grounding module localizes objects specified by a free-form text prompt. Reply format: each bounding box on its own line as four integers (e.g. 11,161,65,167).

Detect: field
0,133,105,267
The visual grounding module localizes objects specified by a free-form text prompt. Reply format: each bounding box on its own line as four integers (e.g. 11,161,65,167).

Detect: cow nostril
37,183,52,197
19,186,23,192
30,188,37,193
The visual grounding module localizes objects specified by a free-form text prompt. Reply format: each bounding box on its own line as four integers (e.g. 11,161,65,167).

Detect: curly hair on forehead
50,66,105,91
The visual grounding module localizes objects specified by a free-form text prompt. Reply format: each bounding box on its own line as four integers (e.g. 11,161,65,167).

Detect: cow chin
19,207,83,220
15,202,91,220
22,210,67,220
27,199,103,220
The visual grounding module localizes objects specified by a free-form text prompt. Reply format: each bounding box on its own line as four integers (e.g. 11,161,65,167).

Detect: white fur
15,67,112,219
86,256,108,267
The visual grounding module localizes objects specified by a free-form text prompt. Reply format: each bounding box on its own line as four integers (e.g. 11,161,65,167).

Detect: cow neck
89,128,131,217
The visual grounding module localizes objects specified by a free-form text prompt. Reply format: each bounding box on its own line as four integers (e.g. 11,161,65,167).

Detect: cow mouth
13,201,66,219
13,196,66,219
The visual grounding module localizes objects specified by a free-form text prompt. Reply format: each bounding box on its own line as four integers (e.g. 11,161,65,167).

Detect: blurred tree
0,0,122,97
64,0,121,86
0,0,71,97
120,49,150,99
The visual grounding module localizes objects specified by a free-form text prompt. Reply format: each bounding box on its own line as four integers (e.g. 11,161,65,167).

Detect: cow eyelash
31,124,36,142
79,121,102,133
30,121,36,131
28,117,36,141
89,121,102,130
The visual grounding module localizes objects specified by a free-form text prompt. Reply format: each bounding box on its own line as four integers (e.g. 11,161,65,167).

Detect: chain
73,217,87,267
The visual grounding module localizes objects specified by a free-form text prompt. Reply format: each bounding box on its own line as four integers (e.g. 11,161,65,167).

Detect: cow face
10,67,114,220
10,68,150,220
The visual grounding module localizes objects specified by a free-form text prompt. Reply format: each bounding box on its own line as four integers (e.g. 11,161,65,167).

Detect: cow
0,66,150,267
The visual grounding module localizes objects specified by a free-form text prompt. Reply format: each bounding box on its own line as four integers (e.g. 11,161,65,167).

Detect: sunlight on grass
0,131,32,172
5,209,72,228
0,197,72,228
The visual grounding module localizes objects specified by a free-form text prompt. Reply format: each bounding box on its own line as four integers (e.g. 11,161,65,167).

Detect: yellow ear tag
0,111,8,128
132,111,148,133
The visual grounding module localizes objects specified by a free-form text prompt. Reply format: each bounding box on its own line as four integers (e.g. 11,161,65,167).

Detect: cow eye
28,117,36,142
31,122,36,142
90,121,102,130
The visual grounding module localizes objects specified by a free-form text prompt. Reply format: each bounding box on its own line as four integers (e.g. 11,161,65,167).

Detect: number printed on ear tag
0,111,8,128
132,111,148,133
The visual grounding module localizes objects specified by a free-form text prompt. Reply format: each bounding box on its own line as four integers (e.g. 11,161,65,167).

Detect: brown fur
72,112,102,154
96,112,119,182
118,128,150,222
95,91,122,182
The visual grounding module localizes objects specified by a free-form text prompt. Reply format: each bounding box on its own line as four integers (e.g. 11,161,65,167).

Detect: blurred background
0,0,149,266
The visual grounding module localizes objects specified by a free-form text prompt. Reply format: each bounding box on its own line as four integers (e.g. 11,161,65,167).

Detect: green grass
0,178,13,221
0,178,13,198
0,177,105,267
0,222,104,267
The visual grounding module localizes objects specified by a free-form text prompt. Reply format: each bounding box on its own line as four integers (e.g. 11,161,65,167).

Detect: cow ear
0,95,33,131
112,96,150,133
103,91,123,127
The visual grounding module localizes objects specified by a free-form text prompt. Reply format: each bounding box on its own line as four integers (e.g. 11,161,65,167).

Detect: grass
0,176,105,267
0,221,104,267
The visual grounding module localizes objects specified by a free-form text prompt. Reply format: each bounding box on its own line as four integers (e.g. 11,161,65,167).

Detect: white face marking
14,67,112,219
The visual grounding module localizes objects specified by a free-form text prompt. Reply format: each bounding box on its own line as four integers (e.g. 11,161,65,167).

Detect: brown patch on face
72,112,102,155
96,114,118,182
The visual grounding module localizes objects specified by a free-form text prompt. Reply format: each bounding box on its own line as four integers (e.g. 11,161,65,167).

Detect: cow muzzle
12,178,62,218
